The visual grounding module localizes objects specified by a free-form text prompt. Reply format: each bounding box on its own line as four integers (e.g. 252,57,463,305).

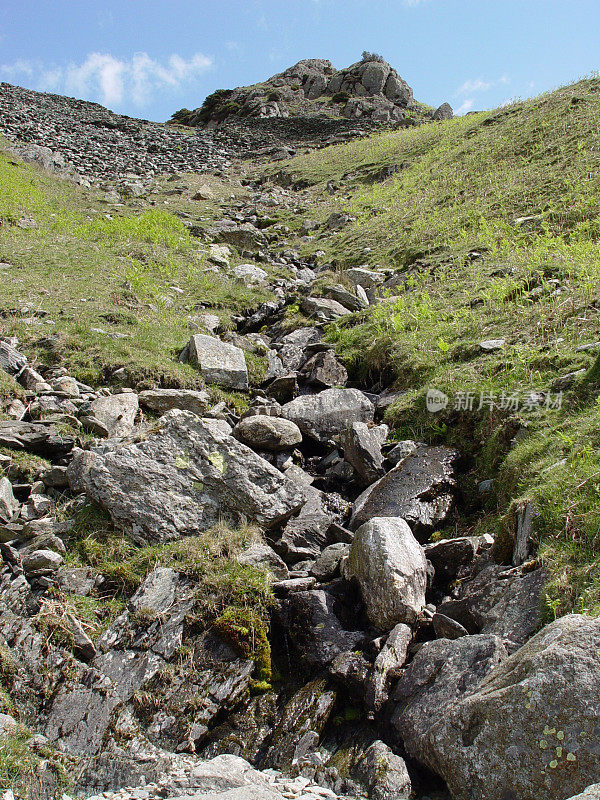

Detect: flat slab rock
0,420,74,457
349,444,457,538
67,409,306,541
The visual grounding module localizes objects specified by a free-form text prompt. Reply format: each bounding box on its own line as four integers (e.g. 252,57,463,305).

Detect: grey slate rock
68,409,306,541
0,421,74,457
342,421,388,486
233,416,302,452
236,543,289,581
422,616,600,800
139,388,211,417
0,477,19,523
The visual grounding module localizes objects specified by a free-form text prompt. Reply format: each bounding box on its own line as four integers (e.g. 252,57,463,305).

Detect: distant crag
172,53,453,128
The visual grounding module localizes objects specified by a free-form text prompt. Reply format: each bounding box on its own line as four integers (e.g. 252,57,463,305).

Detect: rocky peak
172,53,439,127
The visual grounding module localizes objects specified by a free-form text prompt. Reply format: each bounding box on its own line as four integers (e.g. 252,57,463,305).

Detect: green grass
263,77,600,617
0,727,68,799
0,144,275,390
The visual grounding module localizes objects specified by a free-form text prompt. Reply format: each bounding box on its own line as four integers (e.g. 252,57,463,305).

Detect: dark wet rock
299,350,348,388
424,537,477,584
328,650,371,700
422,616,600,800
0,420,74,457
310,543,349,581
278,488,344,562
390,634,508,768
277,589,365,668
68,410,305,541
349,445,457,538
282,388,374,444
345,517,428,631
437,565,546,649
263,677,336,771
0,477,19,523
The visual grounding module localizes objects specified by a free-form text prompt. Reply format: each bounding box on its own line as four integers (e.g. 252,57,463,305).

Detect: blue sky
1,0,598,121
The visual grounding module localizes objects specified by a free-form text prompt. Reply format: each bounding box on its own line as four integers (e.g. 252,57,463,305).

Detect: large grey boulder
67,410,305,541
139,388,211,417
350,445,457,538
0,477,19,523
186,334,249,391
301,296,352,322
282,388,374,444
233,416,302,452
391,634,508,768
421,615,600,800
345,517,428,630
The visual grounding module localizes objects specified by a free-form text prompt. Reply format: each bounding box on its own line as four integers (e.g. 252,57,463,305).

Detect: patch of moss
213,606,272,685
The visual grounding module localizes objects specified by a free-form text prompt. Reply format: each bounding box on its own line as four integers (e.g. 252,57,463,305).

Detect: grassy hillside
265,77,600,617
0,147,274,395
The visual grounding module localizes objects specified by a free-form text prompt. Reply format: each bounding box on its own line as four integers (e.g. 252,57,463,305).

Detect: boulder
353,740,412,800
366,622,412,711
301,297,352,322
22,548,64,575
299,350,348,388
433,102,453,121
208,221,267,253
278,488,342,562
186,334,249,391
345,517,428,630
67,410,306,541
310,542,349,581
390,634,508,768
424,536,477,583
233,264,268,285
277,589,365,668
282,388,374,444
277,327,321,372
350,445,457,538
421,616,600,800
0,341,27,375
263,677,336,771
0,477,19,523
233,416,302,452
86,393,139,438
342,422,388,486
139,388,211,417
567,788,600,800
437,565,546,649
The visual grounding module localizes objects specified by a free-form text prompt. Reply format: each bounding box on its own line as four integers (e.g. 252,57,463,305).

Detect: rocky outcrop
419,615,600,800
68,409,306,540
174,55,441,127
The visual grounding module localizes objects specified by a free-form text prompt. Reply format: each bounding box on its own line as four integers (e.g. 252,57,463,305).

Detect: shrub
361,51,387,63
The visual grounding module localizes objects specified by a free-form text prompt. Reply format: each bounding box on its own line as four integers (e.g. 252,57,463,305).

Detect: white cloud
456,99,474,115
455,74,510,97
0,51,213,108
0,58,35,77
